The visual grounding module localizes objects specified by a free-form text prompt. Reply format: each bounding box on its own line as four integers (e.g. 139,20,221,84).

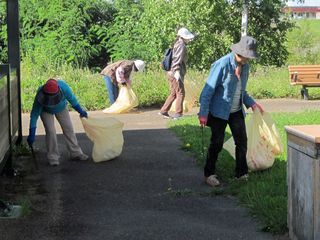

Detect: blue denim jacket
199,52,255,120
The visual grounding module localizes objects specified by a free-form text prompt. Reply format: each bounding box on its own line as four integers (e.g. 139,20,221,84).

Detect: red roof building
284,6,320,19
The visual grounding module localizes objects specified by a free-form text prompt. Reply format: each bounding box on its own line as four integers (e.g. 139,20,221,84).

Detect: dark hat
230,36,258,59
36,79,63,106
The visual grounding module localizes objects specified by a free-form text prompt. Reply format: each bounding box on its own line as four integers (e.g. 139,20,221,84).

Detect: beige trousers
40,107,84,162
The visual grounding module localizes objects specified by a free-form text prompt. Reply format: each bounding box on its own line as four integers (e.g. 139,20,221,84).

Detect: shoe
172,114,183,120
205,175,220,187
71,154,89,161
102,108,109,114
236,174,249,181
49,159,59,166
158,112,171,119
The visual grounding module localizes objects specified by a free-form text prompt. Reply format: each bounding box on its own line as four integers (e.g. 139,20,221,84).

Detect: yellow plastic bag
223,111,283,171
168,79,203,113
103,85,139,114
169,99,191,113
81,116,124,162
223,137,236,159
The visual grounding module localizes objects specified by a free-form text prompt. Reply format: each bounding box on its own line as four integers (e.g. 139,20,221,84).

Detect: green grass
286,19,320,64
21,60,207,112
169,110,320,234
21,63,320,112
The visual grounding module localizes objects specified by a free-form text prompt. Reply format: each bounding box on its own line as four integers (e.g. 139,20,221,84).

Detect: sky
287,0,320,6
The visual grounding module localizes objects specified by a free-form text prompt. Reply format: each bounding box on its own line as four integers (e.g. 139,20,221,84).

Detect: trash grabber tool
201,126,206,161
30,145,39,171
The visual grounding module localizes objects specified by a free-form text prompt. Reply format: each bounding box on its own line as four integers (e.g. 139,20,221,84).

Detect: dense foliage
107,0,294,69
0,0,297,70
19,0,114,68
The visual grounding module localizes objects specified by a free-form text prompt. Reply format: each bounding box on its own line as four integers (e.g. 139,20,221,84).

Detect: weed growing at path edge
169,110,320,234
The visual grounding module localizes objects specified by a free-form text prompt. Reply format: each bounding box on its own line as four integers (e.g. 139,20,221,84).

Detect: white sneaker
236,174,249,181
102,108,109,114
71,154,89,161
49,159,59,166
205,175,220,187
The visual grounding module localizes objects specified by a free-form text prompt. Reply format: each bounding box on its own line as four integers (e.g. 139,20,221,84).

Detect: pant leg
204,114,228,177
112,81,119,101
55,107,84,158
174,80,185,115
40,111,60,162
103,75,118,104
228,110,248,178
160,74,177,113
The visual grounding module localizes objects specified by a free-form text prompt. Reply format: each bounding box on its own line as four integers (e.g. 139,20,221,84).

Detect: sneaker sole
158,112,171,119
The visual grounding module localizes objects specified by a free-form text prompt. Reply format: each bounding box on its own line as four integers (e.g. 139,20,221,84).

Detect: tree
19,0,115,68
107,0,295,69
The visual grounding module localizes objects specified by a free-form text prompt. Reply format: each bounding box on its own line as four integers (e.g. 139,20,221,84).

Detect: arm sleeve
58,80,80,107
116,66,126,84
29,94,43,129
243,91,255,108
199,62,224,117
171,43,187,73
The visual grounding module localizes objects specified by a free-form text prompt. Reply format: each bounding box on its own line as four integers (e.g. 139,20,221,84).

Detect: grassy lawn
286,19,320,65
169,110,320,234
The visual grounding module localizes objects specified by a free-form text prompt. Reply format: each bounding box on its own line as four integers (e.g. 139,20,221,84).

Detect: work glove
174,71,181,82
27,127,36,147
251,103,264,113
199,116,208,127
73,104,88,118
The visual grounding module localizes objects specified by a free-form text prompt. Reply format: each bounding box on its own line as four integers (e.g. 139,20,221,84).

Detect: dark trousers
204,110,248,178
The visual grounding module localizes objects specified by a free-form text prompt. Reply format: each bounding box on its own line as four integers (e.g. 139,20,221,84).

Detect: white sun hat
134,60,145,72
177,27,195,40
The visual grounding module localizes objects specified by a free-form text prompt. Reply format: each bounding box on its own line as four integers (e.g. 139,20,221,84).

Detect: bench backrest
288,65,320,86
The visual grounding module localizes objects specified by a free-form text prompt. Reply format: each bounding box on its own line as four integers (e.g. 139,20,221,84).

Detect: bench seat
288,65,320,100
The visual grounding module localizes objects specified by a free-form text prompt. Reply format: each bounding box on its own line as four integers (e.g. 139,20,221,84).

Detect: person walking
27,78,89,166
100,60,145,105
158,27,195,120
198,36,264,187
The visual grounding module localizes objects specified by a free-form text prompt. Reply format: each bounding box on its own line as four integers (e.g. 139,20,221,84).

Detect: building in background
284,0,320,19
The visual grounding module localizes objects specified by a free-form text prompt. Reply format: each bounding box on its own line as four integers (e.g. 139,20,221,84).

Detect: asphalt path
2,98,320,240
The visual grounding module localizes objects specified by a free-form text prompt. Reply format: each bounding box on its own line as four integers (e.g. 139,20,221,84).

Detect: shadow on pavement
0,129,274,240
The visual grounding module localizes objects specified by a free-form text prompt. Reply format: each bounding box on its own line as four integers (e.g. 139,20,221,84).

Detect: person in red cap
27,78,89,166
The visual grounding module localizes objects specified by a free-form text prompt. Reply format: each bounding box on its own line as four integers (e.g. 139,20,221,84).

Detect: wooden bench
288,65,320,100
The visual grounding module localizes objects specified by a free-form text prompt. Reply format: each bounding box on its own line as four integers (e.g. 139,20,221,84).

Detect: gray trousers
40,107,84,162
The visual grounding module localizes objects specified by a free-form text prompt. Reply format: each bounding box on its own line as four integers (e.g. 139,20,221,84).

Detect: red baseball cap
43,79,59,94
36,79,62,106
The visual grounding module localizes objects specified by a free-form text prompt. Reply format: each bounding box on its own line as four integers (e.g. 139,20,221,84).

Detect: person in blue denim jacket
27,78,89,166
198,36,264,187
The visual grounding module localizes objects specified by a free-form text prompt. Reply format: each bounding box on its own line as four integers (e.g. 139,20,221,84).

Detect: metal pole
241,0,248,36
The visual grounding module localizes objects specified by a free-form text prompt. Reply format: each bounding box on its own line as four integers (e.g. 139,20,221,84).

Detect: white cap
134,60,145,72
177,27,194,40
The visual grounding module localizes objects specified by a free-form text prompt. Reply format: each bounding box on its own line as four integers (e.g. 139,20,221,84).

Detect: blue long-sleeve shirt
199,52,255,120
29,80,80,129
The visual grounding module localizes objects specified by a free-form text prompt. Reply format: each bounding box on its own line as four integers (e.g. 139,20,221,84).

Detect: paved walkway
21,98,320,135
2,99,320,240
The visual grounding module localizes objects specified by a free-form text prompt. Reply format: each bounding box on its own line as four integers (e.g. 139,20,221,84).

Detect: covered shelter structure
0,0,22,176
